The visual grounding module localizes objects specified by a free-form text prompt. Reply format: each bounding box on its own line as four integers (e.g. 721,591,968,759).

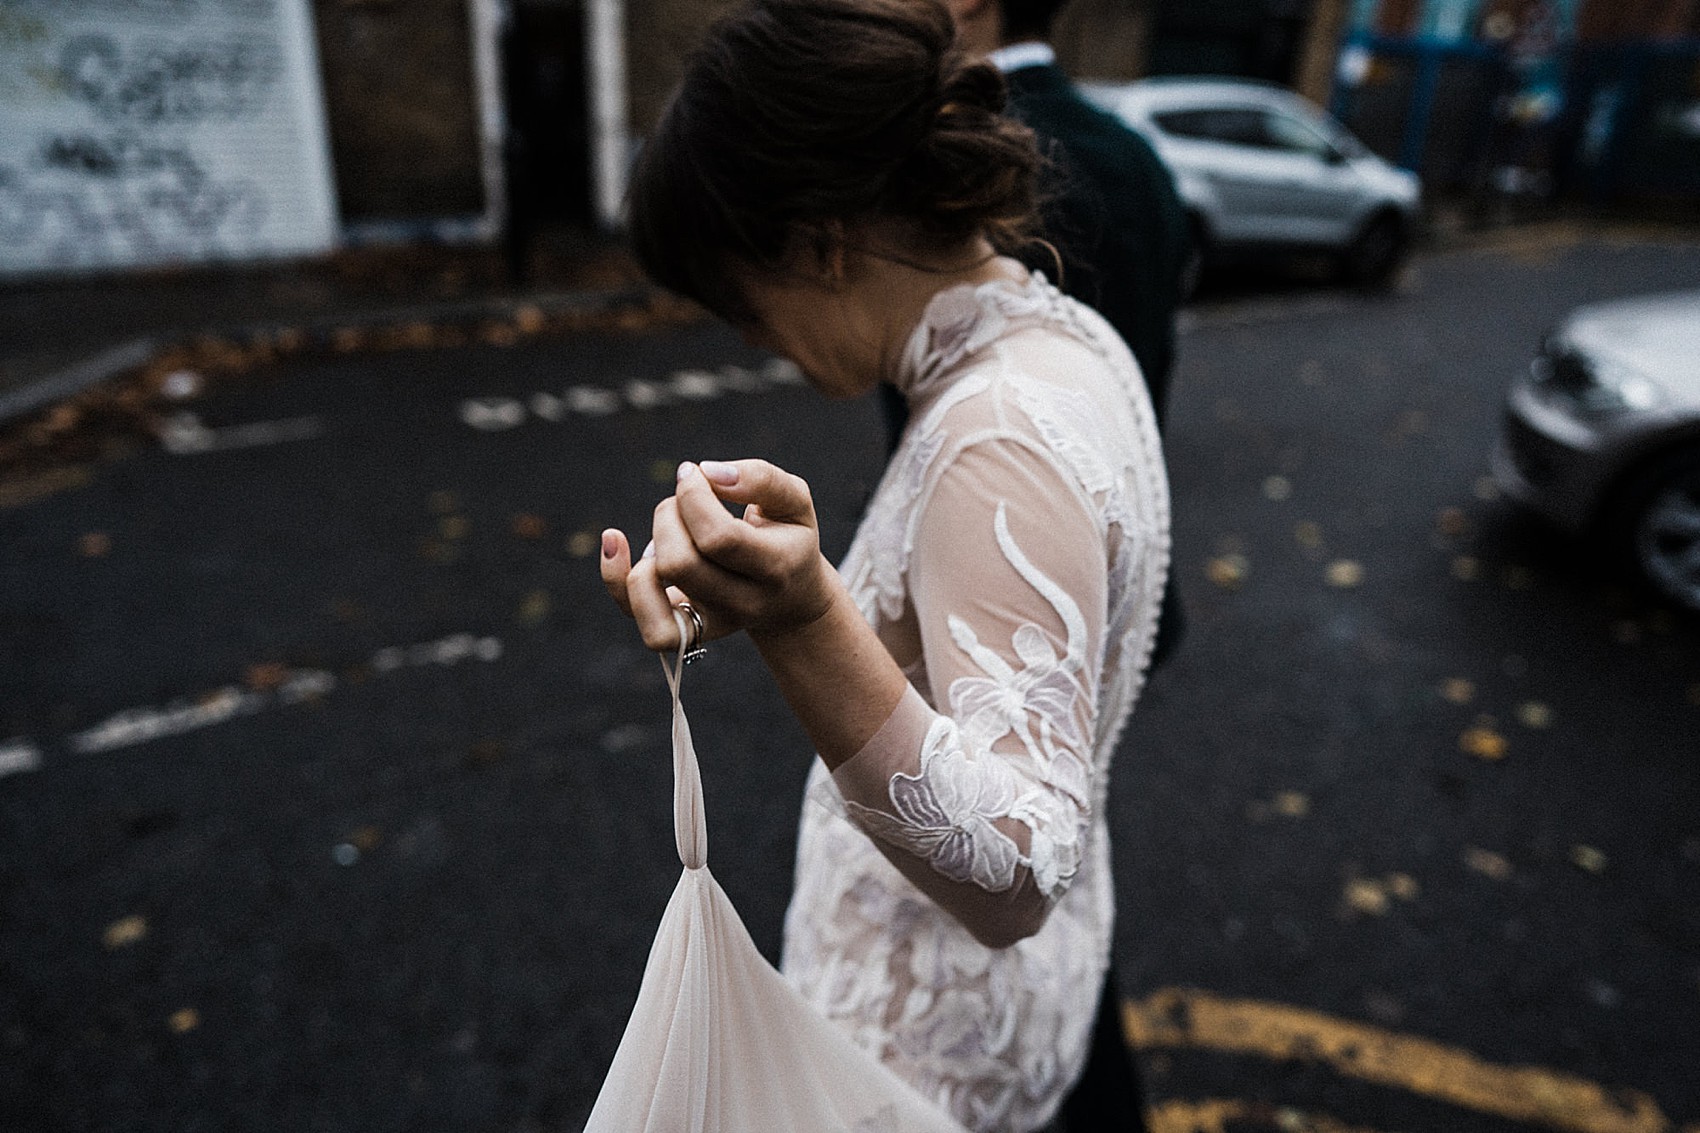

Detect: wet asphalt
1,232,1698,1132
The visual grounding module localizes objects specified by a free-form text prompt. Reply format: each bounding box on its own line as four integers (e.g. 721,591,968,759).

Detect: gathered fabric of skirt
780,268,1172,1133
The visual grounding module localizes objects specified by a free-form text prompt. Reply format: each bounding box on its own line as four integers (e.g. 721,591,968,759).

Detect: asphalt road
2,232,1697,1133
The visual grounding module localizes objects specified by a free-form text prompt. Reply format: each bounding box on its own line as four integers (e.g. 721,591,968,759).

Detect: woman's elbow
964,893,1052,950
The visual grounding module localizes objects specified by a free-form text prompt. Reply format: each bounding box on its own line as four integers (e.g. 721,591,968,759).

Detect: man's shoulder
1006,66,1164,173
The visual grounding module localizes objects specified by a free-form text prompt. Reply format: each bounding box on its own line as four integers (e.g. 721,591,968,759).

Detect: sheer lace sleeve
831,437,1108,949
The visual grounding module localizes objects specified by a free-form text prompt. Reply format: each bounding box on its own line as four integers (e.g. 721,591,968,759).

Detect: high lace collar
889,267,1074,400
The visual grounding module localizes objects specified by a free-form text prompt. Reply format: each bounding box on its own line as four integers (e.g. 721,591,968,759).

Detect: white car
1081,77,1423,288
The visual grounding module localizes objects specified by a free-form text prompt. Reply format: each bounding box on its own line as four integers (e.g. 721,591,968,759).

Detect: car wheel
1341,212,1406,289
1618,448,1700,614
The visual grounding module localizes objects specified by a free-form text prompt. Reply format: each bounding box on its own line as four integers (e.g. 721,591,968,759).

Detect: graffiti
0,0,333,276
59,33,278,124
0,134,267,269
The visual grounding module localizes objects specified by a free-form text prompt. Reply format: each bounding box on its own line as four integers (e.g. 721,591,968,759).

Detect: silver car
1080,77,1422,287
1493,291,1700,612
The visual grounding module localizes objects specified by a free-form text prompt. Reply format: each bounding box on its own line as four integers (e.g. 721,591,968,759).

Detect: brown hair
627,0,1041,324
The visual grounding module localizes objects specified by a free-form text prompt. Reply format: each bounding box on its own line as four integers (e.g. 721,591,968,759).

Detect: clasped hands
601,459,840,654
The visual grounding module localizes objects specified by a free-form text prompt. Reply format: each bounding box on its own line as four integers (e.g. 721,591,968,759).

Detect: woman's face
733,269,884,400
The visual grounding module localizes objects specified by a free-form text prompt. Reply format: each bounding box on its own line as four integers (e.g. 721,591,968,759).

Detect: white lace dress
780,270,1171,1133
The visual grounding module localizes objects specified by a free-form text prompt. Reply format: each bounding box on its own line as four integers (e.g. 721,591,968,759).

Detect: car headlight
1531,344,1665,415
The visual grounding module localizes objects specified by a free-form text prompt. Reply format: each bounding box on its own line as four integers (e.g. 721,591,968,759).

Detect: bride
599,0,1170,1128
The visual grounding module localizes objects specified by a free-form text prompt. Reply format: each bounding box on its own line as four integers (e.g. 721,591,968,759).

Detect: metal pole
586,0,630,231
468,0,511,244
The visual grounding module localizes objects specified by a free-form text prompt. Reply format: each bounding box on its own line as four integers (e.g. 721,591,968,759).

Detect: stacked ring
676,601,708,664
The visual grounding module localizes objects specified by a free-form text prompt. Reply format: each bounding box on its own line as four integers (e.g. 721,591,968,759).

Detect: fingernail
700,460,740,486
601,531,617,559
641,540,655,560
676,461,696,482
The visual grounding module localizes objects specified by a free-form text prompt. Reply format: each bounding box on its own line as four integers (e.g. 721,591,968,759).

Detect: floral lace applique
846,504,1093,903
846,715,1026,892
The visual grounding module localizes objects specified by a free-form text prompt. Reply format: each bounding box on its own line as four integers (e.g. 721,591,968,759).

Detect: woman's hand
601,459,840,653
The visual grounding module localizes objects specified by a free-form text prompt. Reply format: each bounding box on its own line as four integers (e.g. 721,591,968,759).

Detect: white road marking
71,687,267,754
0,739,42,778
459,358,805,431
161,412,325,455
15,633,506,765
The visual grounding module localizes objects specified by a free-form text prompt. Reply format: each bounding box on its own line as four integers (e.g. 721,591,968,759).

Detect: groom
938,1,1187,1130
946,0,1189,426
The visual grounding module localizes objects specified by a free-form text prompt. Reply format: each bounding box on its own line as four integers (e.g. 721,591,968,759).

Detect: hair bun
934,57,1008,123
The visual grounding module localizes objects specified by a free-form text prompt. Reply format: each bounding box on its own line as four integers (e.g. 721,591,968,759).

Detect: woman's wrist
749,567,908,771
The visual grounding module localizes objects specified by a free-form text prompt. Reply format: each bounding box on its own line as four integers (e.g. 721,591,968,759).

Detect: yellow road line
1149,1098,1397,1133
1125,988,1679,1133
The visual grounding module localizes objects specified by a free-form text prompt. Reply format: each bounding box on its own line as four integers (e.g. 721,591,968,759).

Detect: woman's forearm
748,562,909,772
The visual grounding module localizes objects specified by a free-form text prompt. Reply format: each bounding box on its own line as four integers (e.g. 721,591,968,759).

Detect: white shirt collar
985,41,1056,74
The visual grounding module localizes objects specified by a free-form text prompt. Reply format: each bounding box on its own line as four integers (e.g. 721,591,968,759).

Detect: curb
0,284,691,429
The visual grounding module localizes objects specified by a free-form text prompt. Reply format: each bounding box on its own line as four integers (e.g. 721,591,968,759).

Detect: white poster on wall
0,0,339,278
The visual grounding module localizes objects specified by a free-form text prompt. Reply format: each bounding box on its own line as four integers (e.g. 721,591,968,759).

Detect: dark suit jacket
1003,62,1189,425
1005,62,1188,665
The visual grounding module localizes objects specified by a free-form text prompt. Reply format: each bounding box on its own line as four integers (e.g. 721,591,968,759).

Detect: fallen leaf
103,915,148,950
1503,565,1534,590
1571,844,1608,874
349,825,383,852
1436,507,1470,537
1451,556,1481,582
518,589,552,625
1262,475,1293,501
1517,701,1553,729
78,532,111,557
1204,554,1249,590
1464,846,1513,880
1384,872,1419,901
511,514,548,539
169,1008,199,1034
1460,724,1508,760
1293,521,1324,550
1440,677,1476,705
1325,560,1364,588
439,515,469,541
514,305,545,334
1272,790,1309,818
567,530,598,558
1343,878,1390,916
245,663,288,692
